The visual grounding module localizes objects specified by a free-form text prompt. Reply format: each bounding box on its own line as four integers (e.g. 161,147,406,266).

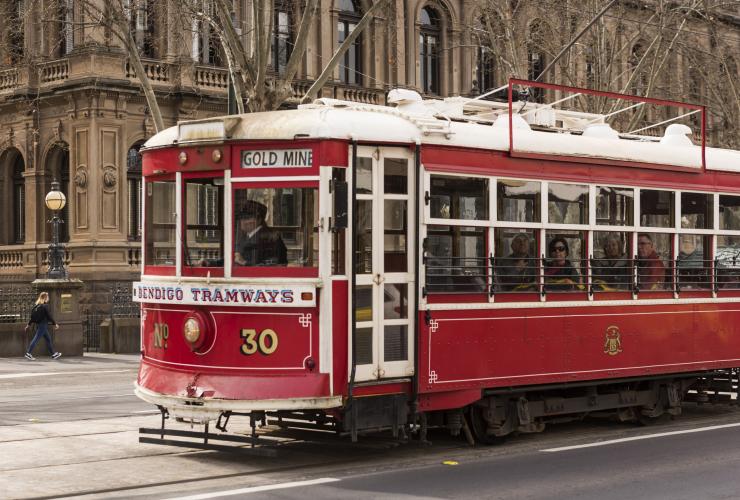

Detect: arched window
527,20,547,102
12,155,25,244
127,0,157,58
419,7,440,95
473,15,497,94
127,142,144,241
58,0,74,56
337,0,362,85
272,0,293,75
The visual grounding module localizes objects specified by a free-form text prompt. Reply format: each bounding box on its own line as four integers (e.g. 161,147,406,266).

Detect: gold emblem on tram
603,325,622,356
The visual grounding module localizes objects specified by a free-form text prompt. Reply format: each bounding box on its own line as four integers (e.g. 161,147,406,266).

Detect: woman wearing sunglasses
545,237,581,291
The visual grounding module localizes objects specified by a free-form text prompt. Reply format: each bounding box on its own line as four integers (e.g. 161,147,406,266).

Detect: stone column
32,278,84,356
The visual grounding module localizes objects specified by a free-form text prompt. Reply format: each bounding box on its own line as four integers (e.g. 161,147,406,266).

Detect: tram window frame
676,233,711,290
143,175,177,272
636,232,673,292
182,173,225,277
596,186,634,226
717,234,740,289
543,231,587,293
231,182,320,277
681,192,713,230
592,231,633,292
548,183,589,225
493,228,539,293
719,194,740,231
497,179,541,223
428,174,489,222
425,225,488,294
640,189,675,228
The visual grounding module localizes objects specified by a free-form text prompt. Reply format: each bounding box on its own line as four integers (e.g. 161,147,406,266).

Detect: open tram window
681,192,713,230
720,195,740,231
544,231,585,292
677,234,710,290
233,187,318,268
185,178,224,267
640,190,674,228
596,186,634,226
637,233,672,291
717,235,740,289
429,175,488,220
144,180,176,266
548,183,588,225
497,179,541,222
592,231,632,291
425,225,487,293
494,228,538,292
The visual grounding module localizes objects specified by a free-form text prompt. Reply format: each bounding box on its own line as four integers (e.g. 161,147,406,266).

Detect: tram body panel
417,303,740,410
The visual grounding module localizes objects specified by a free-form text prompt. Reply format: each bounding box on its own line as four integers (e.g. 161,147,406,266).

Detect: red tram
134,80,740,443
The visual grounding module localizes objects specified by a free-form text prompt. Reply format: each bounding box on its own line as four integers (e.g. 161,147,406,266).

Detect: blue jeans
27,323,55,356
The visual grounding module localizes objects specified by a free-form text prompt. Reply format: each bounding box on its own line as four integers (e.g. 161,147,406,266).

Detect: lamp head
45,181,66,211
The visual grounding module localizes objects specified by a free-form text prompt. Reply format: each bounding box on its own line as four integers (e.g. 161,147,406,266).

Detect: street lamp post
45,181,67,279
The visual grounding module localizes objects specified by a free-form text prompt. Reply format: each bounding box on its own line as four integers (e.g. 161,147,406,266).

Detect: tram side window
637,233,672,291
677,234,710,289
332,168,346,275
497,179,541,222
544,231,585,292
425,225,487,293
185,179,224,267
548,183,588,224
592,231,632,291
717,235,740,289
719,195,740,231
681,192,713,229
233,188,318,267
596,186,634,226
429,175,488,220
144,180,176,266
494,229,538,292
640,190,674,228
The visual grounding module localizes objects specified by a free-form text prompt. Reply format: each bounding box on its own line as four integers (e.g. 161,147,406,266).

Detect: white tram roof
144,90,740,173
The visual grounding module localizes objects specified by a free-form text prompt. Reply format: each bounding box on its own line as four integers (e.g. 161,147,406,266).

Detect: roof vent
583,123,619,140
660,123,693,147
493,114,531,131
388,89,427,114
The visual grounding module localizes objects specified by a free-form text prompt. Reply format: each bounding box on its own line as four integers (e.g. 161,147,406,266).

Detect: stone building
0,0,738,317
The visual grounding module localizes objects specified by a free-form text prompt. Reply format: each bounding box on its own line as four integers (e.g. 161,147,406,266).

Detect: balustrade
195,66,228,89
0,68,19,91
125,60,170,83
39,60,69,84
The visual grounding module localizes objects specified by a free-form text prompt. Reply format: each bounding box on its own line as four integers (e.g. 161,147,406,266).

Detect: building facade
0,0,738,316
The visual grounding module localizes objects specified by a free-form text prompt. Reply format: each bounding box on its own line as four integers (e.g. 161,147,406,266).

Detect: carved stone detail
74,167,87,189
103,166,117,190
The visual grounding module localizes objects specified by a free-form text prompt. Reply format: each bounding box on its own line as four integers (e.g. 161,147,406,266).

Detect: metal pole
47,181,67,279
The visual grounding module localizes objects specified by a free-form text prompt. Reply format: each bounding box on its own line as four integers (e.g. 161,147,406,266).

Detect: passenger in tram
497,233,538,291
234,200,288,266
592,234,631,290
677,235,708,289
637,233,666,290
544,237,581,291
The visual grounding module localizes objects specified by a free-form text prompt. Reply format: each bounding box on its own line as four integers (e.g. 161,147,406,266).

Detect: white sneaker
24,353,35,360
51,352,62,360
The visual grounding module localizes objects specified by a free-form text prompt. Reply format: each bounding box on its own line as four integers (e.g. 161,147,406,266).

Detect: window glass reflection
717,235,740,289
592,231,631,290
596,186,634,226
145,180,176,265
497,179,540,222
640,190,674,228
681,192,713,229
548,183,588,224
494,228,538,292
426,225,487,293
719,195,740,230
430,175,488,220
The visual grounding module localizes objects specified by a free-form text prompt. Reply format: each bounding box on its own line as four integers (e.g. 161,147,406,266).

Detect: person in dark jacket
234,200,288,266
24,292,61,360
545,237,581,291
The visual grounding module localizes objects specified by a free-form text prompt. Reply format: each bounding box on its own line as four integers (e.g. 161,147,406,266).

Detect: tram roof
144,90,740,173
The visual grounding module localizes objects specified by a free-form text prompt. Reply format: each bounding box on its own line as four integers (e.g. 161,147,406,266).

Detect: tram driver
234,200,288,266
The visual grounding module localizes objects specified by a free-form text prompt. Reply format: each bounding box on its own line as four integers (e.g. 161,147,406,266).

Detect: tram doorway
353,146,415,382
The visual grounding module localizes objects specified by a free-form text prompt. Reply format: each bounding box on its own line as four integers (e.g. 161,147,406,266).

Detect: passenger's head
510,233,530,256
604,235,623,259
679,234,697,256
637,233,655,258
548,237,569,264
238,200,268,232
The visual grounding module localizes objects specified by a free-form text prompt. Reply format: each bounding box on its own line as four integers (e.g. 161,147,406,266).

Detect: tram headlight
182,311,209,352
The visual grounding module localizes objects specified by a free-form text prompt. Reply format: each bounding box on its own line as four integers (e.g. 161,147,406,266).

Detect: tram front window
185,178,224,267
233,188,318,267
145,180,176,266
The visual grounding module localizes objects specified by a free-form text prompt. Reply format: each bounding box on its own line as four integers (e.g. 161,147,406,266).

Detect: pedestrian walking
24,292,62,361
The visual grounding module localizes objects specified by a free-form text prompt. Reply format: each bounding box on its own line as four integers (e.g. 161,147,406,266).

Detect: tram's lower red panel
139,361,329,400
138,303,329,401
418,303,740,411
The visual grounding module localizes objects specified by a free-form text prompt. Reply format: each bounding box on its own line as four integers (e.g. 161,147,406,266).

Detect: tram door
354,146,415,381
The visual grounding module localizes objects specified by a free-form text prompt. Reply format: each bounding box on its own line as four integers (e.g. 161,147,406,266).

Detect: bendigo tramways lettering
240,328,279,355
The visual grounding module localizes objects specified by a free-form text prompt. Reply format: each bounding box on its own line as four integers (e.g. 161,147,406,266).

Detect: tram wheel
635,407,672,426
467,405,504,445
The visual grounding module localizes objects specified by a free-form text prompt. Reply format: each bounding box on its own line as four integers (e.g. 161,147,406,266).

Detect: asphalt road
3,354,740,500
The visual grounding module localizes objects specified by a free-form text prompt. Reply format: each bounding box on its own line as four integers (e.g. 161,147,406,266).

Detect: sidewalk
0,352,141,378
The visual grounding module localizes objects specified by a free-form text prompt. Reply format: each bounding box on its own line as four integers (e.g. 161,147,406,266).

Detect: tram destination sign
132,282,316,308
241,148,313,168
